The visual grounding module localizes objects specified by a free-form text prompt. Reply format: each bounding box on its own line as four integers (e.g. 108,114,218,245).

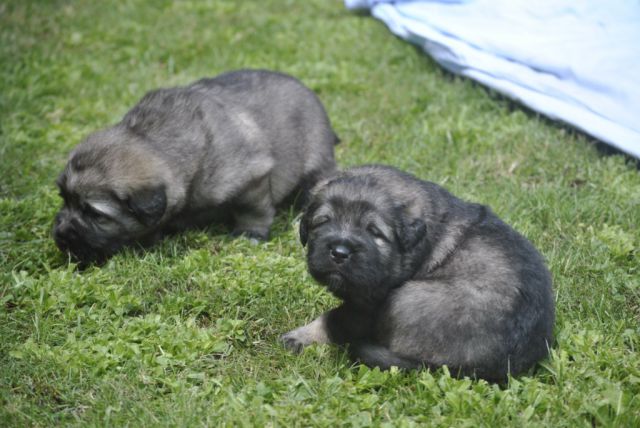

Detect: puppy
281,165,555,382
53,69,339,265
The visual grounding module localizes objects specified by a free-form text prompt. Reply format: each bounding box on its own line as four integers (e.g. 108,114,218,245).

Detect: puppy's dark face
53,133,167,265
300,176,427,308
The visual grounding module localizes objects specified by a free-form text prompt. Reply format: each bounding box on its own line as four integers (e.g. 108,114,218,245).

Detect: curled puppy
53,69,339,265
281,165,555,382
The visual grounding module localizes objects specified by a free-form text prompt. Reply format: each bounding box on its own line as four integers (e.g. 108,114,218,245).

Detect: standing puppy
54,70,339,265
281,165,554,382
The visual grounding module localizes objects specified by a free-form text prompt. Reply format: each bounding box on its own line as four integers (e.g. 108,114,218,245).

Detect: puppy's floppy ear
299,178,334,247
397,218,427,252
55,172,67,189
126,185,167,226
55,172,70,203
299,211,310,247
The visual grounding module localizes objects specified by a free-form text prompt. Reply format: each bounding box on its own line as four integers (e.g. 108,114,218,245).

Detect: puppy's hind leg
349,343,423,371
231,176,276,241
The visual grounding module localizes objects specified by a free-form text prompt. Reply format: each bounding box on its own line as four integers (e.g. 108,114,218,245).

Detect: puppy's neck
423,204,488,274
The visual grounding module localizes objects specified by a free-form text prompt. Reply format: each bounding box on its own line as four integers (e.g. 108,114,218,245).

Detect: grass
1,0,639,426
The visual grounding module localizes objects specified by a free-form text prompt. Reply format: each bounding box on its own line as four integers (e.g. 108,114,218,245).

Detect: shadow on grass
50,209,302,273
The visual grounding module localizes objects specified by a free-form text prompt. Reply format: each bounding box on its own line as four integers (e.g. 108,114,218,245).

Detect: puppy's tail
333,132,341,145
349,343,424,371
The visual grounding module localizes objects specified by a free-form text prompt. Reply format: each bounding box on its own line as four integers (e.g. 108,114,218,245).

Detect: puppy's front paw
230,228,269,243
280,316,330,354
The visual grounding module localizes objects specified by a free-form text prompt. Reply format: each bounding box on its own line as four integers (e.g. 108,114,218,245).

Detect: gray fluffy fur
53,69,338,264
281,165,555,382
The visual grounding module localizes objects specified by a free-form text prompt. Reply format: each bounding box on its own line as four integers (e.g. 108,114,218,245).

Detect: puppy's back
195,69,339,199
383,187,555,380
194,69,339,152
121,70,338,203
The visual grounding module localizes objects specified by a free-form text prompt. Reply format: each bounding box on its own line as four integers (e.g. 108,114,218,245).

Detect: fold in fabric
346,0,640,158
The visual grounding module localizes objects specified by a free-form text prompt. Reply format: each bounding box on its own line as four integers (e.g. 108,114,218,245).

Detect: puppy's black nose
54,216,80,249
55,219,72,237
330,244,351,263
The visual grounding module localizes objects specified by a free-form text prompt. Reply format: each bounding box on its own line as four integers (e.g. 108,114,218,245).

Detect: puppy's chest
169,202,233,230
185,169,244,207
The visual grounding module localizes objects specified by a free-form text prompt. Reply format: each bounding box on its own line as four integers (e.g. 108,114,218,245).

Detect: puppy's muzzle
53,215,78,250
330,243,352,264
53,213,97,262
327,236,360,265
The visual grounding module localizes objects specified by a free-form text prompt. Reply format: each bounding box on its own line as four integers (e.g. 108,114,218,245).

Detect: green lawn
1,1,639,426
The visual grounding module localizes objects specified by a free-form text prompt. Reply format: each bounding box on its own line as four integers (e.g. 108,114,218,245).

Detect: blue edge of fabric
346,0,640,159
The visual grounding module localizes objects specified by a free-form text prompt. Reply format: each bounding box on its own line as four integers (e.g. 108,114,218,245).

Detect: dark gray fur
281,165,554,382
53,69,338,265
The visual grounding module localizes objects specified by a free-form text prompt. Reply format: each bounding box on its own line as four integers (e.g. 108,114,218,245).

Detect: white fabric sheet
346,0,640,158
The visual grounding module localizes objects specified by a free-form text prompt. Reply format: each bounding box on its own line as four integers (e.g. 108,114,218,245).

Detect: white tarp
346,0,640,158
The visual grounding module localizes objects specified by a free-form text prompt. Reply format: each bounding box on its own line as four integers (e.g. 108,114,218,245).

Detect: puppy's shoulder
122,85,204,137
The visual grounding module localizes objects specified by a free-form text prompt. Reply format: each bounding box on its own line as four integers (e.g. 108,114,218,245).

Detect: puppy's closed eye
366,224,386,240
311,215,330,228
82,203,100,218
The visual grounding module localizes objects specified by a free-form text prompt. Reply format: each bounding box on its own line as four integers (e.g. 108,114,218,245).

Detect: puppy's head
300,171,428,308
53,128,168,265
